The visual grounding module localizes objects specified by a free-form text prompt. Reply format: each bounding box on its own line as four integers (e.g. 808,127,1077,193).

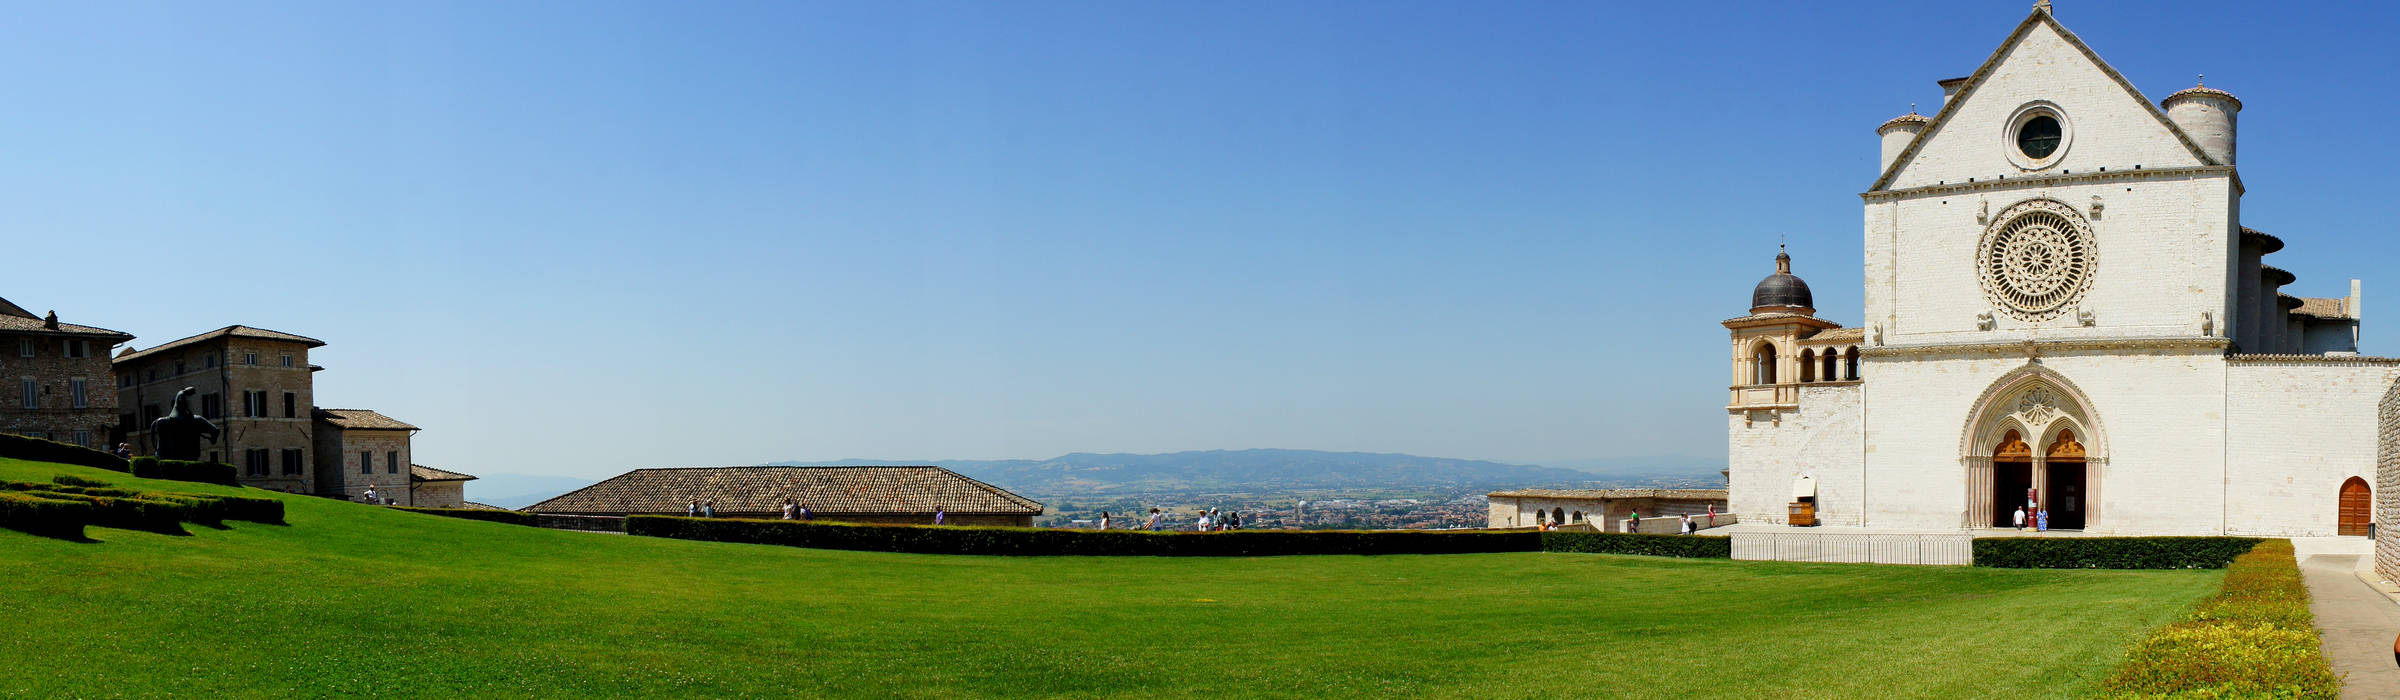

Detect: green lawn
0,457,2220,699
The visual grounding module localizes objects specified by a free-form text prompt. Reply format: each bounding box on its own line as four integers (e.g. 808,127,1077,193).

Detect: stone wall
117,337,317,493
2379,377,2400,583
1728,382,1864,526
316,427,412,504
411,481,466,509
0,331,122,449
2225,358,2400,536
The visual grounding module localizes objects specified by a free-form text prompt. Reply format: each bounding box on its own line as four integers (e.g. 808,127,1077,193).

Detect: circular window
2017,116,2061,158
2002,103,2072,170
1977,199,2095,321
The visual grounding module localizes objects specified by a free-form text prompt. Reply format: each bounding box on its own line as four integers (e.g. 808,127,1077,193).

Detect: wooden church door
2339,477,2371,537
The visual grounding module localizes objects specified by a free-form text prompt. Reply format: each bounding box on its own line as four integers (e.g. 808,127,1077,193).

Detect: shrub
50,474,115,488
25,492,190,535
0,491,94,539
2098,540,2339,698
202,494,285,525
129,458,240,487
1972,536,2262,569
1540,531,1731,558
629,517,1542,556
0,433,128,473
395,507,535,527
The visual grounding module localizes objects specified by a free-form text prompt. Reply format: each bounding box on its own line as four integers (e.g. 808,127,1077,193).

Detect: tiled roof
1805,327,1864,344
2163,84,2242,110
0,312,134,341
2261,265,2295,286
314,408,419,431
1487,488,1728,500
460,502,511,511
2294,297,2351,320
116,325,324,364
526,466,1044,516
410,464,477,482
0,297,31,319
2240,227,2285,254
1877,112,1930,132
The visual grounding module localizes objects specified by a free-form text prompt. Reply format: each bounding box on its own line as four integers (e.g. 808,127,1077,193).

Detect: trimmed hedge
0,480,282,529
1541,531,1731,558
2098,540,2339,698
129,457,240,487
1973,536,2263,569
395,507,536,527
51,474,115,488
0,433,128,473
204,494,285,525
629,516,1543,556
0,491,94,539
28,492,190,535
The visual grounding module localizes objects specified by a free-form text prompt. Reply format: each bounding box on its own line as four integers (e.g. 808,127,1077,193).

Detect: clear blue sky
4,1,2393,478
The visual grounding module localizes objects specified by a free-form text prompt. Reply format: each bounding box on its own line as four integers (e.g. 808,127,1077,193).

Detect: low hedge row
629,516,1544,556
2097,540,2338,697
0,479,284,538
394,507,536,527
1973,536,2263,569
0,491,93,539
1541,531,1731,558
128,458,240,487
0,433,128,473
29,492,191,535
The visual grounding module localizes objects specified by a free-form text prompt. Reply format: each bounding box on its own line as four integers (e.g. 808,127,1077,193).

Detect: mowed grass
0,458,2220,699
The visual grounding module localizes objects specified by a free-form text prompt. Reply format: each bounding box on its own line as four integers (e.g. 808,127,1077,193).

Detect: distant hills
767,449,1720,498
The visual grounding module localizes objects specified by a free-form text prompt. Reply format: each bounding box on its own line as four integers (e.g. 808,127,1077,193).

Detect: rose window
1978,200,2094,321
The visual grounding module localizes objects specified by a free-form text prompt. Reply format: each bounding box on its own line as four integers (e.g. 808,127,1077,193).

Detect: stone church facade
1729,5,2396,540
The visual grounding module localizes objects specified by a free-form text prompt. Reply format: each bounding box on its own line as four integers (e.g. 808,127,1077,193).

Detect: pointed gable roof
1868,7,2220,192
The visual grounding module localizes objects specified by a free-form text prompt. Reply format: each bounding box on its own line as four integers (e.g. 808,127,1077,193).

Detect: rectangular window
62,339,89,359
71,431,89,448
201,393,221,419
18,379,34,409
243,391,266,418
174,361,184,375
387,451,399,474
244,352,258,366
119,413,136,431
280,354,294,368
360,451,372,475
245,449,268,477
118,374,131,388
142,404,161,425
69,378,87,409
283,392,296,418
282,449,303,476
203,354,216,369
146,369,157,382
17,338,32,357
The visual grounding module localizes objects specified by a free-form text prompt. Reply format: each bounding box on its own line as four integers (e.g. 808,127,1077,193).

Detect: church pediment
1873,9,2215,192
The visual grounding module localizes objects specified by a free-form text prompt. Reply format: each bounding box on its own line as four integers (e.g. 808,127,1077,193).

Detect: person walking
934,506,946,525
1098,511,1111,531
686,499,699,517
2012,506,2026,531
799,503,813,520
1705,503,1717,528
1680,513,1694,535
702,500,715,518
1629,510,1641,533
1147,508,1163,531
781,499,796,520
2037,507,2049,532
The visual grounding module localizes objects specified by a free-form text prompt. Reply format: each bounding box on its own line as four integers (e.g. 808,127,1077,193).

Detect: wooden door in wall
2339,477,2371,537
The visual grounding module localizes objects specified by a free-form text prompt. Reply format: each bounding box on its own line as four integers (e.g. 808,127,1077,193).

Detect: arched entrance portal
1962,368,2106,530
2340,477,2371,536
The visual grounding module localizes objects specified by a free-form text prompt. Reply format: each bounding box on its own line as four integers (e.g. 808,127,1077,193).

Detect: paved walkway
2297,546,2400,699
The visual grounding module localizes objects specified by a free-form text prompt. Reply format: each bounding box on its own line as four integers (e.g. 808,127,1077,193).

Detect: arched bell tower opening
1961,367,2107,530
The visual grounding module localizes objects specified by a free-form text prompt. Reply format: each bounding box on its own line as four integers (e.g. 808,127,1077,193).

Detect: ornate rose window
1978,199,2095,321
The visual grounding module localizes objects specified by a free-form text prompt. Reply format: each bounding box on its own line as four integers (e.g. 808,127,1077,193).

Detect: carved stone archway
1960,365,2108,529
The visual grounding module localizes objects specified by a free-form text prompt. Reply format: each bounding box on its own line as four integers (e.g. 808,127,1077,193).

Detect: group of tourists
2013,486,2052,532
1091,507,1243,531
685,499,716,518
778,499,815,520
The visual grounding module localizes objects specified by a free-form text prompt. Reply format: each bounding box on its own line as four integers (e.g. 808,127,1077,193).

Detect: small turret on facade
1877,108,1931,174
2163,77,2240,165
1751,245,1816,315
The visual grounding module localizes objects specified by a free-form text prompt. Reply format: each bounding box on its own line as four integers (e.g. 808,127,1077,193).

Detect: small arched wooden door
2339,477,2371,537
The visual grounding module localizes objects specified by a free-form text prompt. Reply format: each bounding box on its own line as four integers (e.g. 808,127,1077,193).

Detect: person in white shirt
1098,511,1111,530
1147,508,1163,531
1679,514,1695,535
362,486,376,504
781,500,795,520
2012,506,2027,530
1196,511,1213,532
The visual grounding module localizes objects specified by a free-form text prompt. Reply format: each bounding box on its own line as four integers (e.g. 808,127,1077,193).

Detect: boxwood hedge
2098,540,2338,697
1973,536,2263,569
0,433,128,473
128,458,240,487
395,507,536,527
0,491,94,540
630,517,1545,556
1541,531,1731,558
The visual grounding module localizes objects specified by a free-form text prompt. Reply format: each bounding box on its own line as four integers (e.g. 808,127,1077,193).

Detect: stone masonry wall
0,331,121,448
2225,359,2400,537
2377,377,2400,583
1728,382,1864,527
117,338,316,492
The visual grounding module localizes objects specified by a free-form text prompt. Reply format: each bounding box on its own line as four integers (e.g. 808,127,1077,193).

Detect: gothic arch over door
2340,477,2371,537
1959,366,2107,530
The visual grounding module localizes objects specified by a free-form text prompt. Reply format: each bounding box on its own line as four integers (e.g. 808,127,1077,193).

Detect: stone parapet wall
2378,378,2400,582
1731,530,1973,565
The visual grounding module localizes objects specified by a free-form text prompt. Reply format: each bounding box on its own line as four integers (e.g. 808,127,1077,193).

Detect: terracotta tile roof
410,464,477,482
526,466,1044,516
116,325,324,364
2261,265,2295,286
2163,84,2242,110
1487,488,1728,500
0,296,31,319
2294,297,2351,320
314,408,419,431
1877,112,1931,132
460,502,510,511
2240,227,2285,254
1805,327,1864,344
0,313,133,341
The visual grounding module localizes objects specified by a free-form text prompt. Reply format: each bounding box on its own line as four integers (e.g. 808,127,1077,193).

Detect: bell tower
1725,247,1839,414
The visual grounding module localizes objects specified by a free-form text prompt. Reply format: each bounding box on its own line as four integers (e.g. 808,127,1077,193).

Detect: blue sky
3,1,2394,478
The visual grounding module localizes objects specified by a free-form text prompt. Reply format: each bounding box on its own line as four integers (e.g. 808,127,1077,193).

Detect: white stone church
1726,4,2389,545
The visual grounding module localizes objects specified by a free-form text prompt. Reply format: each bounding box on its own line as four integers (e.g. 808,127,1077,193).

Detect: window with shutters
201,393,222,419
360,451,372,475
245,449,268,477
283,392,297,418
387,451,399,474
16,338,31,357
244,352,258,366
280,354,294,368
71,431,89,448
18,379,34,409
282,449,303,476
69,378,87,408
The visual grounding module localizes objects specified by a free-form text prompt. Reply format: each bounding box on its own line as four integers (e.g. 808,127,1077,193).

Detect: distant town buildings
1485,488,1728,532
528,466,1043,526
0,298,132,450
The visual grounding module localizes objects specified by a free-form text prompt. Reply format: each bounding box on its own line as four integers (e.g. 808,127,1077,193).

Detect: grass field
0,457,2223,698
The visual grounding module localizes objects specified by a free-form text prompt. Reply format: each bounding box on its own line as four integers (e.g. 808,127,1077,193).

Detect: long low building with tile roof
527,466,1044,526
1486,487,1729,532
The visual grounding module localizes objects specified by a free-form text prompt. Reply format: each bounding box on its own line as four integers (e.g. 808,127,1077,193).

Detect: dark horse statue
149,387,220,461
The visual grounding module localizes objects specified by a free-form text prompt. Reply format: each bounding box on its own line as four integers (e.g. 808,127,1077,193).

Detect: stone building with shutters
526,466,1044,526
408,464,479,508
113,325,326,493
1728,4,2399,549
314,409,418,503
0,297,133,449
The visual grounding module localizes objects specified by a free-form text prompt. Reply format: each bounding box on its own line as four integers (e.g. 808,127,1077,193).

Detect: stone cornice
1861,336,2229,359
1722,313,1843,330
1861,165,2235,202
2227,353,2400,366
